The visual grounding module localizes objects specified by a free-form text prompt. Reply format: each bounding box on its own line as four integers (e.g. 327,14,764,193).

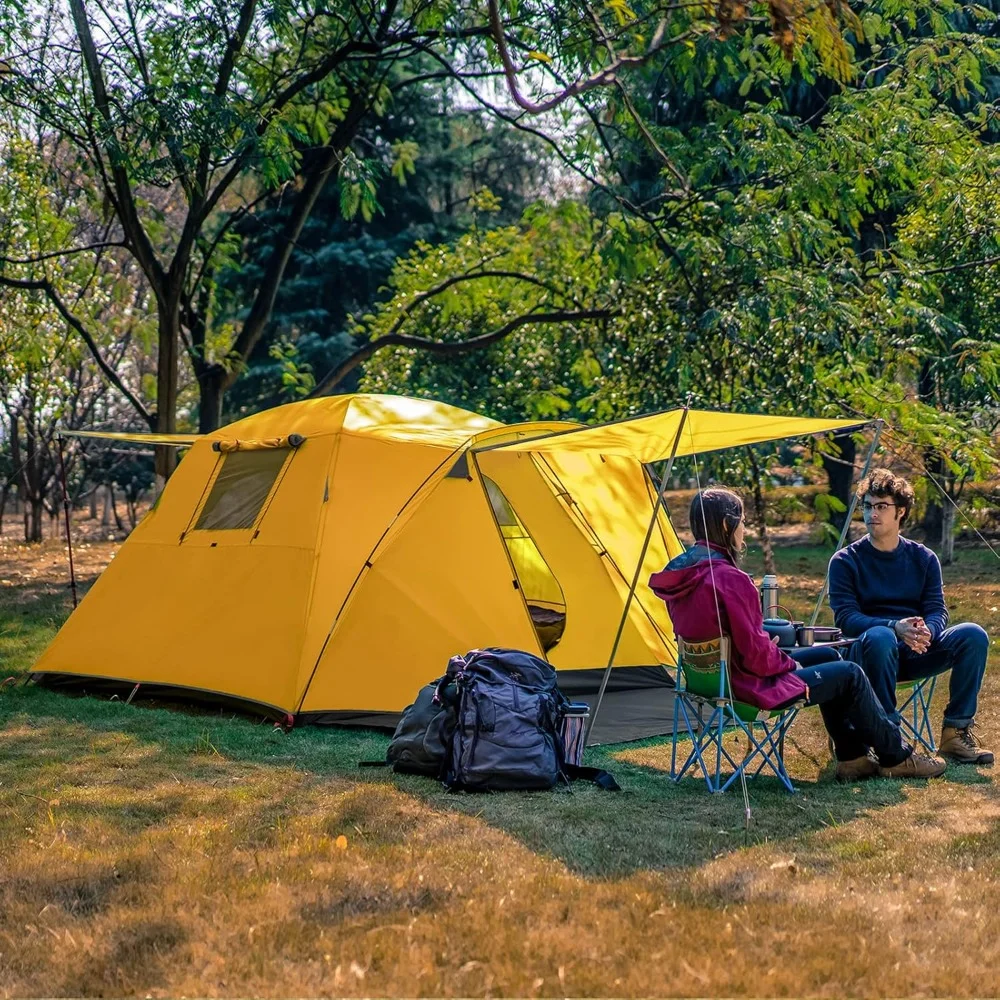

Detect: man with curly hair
828,468,992,764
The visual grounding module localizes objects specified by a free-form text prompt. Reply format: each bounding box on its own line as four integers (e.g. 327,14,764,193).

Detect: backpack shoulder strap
562,763,621,791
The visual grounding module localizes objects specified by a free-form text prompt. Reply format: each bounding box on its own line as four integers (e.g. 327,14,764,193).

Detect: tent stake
586,407,689,745
808,419,883,627
57,436,79,609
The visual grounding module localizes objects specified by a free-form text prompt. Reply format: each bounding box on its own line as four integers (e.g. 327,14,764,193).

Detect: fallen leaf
335,835,348,850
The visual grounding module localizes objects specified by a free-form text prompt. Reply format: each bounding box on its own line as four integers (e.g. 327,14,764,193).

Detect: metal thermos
760,574,780,618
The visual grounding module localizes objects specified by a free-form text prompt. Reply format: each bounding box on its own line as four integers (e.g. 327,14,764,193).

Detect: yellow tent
35,394,861,741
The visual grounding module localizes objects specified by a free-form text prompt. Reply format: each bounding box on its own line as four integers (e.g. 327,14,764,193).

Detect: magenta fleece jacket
649,542,807,709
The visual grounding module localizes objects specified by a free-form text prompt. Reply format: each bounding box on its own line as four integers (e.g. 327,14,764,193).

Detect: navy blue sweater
828,535,948,641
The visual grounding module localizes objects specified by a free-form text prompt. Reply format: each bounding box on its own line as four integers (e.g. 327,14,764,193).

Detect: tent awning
59,429,202,446
473,408,868,463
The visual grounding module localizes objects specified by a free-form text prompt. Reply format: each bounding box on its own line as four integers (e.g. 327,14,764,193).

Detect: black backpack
445,647,566,791
384,674,456,776
376,648,619,792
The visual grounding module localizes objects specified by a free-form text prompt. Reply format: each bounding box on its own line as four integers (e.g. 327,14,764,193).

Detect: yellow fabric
478,450,672,667
214,435,304,452
538,451,680,661
36,394,859,719
481,409,865,462
299,471,542,714
58,429,201,445
293,433,463,703
482,475,565,610
211,394,500,447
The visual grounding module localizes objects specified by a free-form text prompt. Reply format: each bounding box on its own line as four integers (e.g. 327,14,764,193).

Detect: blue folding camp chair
671,636,805,794
897,676,938,753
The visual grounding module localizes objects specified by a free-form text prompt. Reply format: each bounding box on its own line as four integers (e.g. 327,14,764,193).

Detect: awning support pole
586,407,689,745
808,419,883,627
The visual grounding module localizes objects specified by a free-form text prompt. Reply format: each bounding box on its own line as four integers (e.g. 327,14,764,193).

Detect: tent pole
586,407,689,745
808,419,883,627
57,436,79,609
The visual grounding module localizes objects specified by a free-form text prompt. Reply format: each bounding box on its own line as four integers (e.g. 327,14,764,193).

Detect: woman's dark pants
786,646,910,766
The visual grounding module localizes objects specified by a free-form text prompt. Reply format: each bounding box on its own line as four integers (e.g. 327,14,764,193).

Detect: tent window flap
195,448,290,531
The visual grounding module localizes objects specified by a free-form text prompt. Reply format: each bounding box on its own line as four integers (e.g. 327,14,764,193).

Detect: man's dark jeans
848,623,990,729
785,646,910,766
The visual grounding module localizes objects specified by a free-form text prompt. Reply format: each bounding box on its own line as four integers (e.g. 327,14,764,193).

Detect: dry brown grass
2,526,999,997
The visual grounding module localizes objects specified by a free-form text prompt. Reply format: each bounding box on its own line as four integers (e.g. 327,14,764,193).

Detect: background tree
1,0,860,484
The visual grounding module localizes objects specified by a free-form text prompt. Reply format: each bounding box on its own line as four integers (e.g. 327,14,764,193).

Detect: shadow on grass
1,678,930,879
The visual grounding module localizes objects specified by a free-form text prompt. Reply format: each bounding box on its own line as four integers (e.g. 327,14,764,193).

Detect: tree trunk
108,483,124,531
154,299,181,485
198,364,227,434
745,448,775,575
0,483,6,536
918,361,943,544
820,431,857,531
28,497,44,543
101,483,112,526
941,498,955,566
89,486,98,519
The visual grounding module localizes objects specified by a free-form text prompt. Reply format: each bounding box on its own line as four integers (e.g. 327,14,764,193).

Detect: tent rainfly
35,394,861,742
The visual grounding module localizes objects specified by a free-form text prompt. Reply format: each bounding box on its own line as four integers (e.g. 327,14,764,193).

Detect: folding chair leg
898,677,938,754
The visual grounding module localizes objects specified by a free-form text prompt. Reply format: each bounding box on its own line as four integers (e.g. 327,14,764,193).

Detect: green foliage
358,201,609,421
268,338,316,400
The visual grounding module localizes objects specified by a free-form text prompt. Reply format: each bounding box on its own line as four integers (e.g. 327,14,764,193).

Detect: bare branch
0,274,153,427
69,0,166,296
0,241,128,266
382,269,589,338
312,308,612,396
487,0,684,114
920,253,1000,276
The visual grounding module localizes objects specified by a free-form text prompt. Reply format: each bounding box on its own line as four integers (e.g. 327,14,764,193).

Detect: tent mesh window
195,448,290,531
482,476,567,651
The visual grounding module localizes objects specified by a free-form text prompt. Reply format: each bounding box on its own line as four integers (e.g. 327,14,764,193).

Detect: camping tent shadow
3,683,915,879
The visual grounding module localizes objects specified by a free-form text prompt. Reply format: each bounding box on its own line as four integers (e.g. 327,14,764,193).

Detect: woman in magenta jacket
649,488,943,781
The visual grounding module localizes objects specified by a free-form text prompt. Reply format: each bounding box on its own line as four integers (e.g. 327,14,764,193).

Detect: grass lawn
2,527,1000,997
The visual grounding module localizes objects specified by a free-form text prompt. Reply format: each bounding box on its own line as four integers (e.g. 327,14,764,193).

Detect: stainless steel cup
796,625,816,647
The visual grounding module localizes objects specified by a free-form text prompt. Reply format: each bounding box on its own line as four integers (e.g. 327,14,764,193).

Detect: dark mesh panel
195,448,289,530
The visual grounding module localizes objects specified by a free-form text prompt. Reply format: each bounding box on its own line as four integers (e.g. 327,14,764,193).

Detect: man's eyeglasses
862,501,898,513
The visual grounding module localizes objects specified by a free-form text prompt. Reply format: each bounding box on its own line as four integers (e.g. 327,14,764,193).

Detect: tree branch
487,0,682,114
0,241,128,266
68,0,165,294
0,274,153,427
920,253,1000,276
311,308,612,396
194,0,259,202
382,268,588,338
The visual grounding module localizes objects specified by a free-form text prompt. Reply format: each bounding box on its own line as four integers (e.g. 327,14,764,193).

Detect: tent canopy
476,408,867,464
37,395,871,742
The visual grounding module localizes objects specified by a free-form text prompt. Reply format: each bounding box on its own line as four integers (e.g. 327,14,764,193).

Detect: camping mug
795,625,816,647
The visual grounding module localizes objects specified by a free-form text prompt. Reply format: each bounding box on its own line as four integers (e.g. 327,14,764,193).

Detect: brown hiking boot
878,752,947,779
835,754,879,782
939,723,995,765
